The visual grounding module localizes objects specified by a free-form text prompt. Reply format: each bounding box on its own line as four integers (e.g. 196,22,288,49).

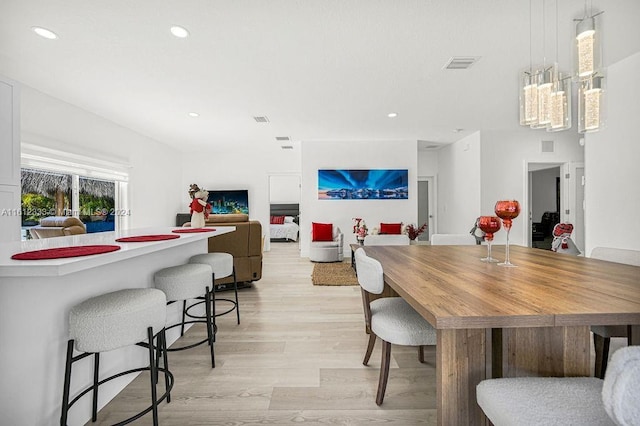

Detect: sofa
177,213,263,285
30,216,87,239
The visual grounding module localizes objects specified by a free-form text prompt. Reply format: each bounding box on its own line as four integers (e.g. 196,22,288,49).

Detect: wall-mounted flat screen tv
206,190,249,214
318,169,408,199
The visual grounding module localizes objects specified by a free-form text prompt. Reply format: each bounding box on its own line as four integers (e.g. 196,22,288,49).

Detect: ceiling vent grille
253,116,269,123
275,136,290,141
444,56,480,70
281,145,294,150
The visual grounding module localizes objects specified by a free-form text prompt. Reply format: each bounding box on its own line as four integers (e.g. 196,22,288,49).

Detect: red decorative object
405,223,427,241
172,228,217,233
379,223,402,235
270,215,285,225
116,235,180,242
312,222,334,242
11,245,121,260
495,200,521,267
478,216,501,262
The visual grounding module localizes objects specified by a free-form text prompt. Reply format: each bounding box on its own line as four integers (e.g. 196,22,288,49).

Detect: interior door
418,180,430,241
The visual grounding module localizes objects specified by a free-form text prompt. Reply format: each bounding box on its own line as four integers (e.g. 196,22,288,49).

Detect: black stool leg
160,329,171,404
180,300,187,336
232,267,240,325
211,272,217,342
147,327,159,426
204,286,215,368
60,340,74,426
92,352,99,421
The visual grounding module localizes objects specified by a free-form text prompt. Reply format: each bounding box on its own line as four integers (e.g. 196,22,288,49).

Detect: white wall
300,140,418,257
480,128,583,245
418,148,438,177
531,167,560,222
436,132,481,234
180,143,302,251
585,52,640,254
20,85,182,229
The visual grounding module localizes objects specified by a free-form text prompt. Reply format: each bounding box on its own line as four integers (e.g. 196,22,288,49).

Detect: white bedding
270,222,299,241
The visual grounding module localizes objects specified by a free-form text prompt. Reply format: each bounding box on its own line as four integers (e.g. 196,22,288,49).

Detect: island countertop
0,226,235,277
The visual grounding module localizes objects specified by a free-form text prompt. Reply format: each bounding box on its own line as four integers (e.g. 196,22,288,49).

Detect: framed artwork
318,169,408,200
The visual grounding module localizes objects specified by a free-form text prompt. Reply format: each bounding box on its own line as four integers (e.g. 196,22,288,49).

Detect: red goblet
494,200,521,267
478,216,501,262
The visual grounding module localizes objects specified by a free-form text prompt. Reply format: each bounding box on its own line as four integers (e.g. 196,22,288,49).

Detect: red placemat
11,245,121,260
116,234,180,242
172,228,217,233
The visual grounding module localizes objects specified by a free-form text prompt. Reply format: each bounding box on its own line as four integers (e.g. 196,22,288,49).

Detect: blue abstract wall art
318,169,408,200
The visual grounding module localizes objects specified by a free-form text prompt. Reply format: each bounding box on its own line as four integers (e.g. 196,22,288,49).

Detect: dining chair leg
418,345,425,363
594,333,610,379
363,333,376,365
376,340,392,406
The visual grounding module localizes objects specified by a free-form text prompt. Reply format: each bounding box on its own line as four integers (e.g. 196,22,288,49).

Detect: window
20,143,129,240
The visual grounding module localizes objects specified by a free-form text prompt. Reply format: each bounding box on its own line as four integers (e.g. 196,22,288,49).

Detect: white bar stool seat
188,252,240,325
61,288,172,426
154,263,216,368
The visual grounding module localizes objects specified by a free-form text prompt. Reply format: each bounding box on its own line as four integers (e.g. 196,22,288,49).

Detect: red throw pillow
380,222,402,234
270,215,285,224
312,222,334,241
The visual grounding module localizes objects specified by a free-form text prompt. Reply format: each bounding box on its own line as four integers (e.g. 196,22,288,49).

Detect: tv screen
206,190,249,214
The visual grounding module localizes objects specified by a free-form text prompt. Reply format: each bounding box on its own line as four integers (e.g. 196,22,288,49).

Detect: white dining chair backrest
602,345,640,424
590,247,640,267
430,233,476,245
363,234,410,246
354,248,385,295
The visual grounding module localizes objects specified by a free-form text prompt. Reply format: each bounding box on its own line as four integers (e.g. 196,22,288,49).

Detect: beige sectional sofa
177,213,263,285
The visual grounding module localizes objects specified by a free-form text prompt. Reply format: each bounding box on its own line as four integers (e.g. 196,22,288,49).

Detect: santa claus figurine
189,186,210,228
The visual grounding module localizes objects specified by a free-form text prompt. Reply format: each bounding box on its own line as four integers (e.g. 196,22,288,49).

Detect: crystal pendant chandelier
579,75,603,133
575,6,604,133
548,71,571,132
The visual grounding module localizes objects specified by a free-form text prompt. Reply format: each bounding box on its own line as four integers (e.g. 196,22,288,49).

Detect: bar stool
60,288,173,426
188,253,240,327
153,263,216,368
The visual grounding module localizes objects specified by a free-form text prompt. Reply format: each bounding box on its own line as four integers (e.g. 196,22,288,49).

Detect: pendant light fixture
579,75,604,133
530,0,553,129
575,2,604,133
548,0,571,132
519,0,538,126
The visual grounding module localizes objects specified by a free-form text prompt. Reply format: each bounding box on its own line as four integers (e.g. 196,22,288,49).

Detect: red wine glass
494,200,521,267
478,216,501,262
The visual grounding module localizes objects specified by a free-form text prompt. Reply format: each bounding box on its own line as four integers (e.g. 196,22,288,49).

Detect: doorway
417,177,435,241
528,165,561,250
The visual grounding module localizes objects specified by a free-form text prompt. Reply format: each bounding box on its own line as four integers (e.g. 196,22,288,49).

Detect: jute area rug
311,261,359,286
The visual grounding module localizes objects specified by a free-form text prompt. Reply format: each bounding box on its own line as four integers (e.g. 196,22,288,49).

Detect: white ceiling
1,0,638,152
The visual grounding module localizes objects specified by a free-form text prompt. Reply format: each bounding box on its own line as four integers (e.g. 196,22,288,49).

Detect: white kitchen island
0,226,235,426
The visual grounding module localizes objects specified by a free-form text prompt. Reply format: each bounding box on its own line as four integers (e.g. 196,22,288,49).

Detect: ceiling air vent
275,136,290,141
281,145,294,150
444,56,480,70
253,116,269,123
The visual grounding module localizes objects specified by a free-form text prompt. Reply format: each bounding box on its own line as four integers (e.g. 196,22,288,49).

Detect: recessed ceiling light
32,26,58,40
453,128,464,133
387,112,398,118
188,112,199,117
170,26,190,38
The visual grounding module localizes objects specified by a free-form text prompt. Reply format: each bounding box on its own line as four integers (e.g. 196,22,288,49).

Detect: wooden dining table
360,244,640,426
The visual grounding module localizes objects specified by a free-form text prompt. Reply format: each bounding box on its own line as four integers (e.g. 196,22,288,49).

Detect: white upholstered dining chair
476,345,640,426
354,248,436,405
430,233,476,245
590,247,640,379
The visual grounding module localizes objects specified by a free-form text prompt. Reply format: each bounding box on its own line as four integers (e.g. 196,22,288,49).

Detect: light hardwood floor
90,242,436,425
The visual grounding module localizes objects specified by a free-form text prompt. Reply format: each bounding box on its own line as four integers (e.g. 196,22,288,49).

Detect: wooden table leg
495,326,590,378
630,325,640,345
436,328,487,426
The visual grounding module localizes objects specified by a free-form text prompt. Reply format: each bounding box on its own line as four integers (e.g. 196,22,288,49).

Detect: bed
269,203,300,242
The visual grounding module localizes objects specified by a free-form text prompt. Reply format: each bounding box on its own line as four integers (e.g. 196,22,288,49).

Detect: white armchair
309,224,344,262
